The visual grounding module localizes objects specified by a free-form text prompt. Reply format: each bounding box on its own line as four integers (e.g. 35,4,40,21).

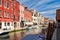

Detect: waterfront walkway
51,28,56,40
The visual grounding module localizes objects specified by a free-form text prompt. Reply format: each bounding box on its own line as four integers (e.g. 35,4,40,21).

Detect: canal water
0,29,40,40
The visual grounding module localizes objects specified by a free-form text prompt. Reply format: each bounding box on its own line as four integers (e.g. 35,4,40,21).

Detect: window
18,23,19,26
4,11,7,18
7,12,10,18
5,22,6,26
0,21,2,29
4,0,7,7
11,3,14,9
7,2,9,8
11,2,14,10
32,13,33,16
11,14,13,18
7,22,10,26
4,11,10,18
14,22,16,27
34,13,38,17
33,23,37,25
18,16,19,21
0,0,2,5
0,10,2,17
34,14,37,17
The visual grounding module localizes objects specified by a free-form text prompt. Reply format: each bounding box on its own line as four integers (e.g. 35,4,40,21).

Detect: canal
0,29,40,40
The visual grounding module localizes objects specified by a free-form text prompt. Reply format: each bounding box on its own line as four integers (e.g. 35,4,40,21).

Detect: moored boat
0,28,9,35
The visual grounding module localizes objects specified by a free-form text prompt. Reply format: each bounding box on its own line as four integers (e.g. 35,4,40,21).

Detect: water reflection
9,30,27,40
0,34,9,40
0,29,39,40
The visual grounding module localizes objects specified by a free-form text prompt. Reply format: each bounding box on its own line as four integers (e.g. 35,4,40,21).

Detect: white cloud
22,0,29,2
36,1,60,10
30,0,54,9
39,3,60,11
48,4,60,8
40,9,56,20
28,2,36,8
18,0,28,3
40,9,56,14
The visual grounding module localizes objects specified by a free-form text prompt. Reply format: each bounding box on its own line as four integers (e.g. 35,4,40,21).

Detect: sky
18,0,60,20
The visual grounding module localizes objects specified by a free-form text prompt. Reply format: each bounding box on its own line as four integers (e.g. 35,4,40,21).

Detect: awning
25,22,33,25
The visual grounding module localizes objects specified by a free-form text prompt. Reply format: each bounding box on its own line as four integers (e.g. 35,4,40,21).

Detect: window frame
4,22,6,26
4,11,10,18
0,10,2,18
0,21,2,29
7,22,10,26
4,11,7,18
0,0,2,5
7,2,9,8
4,0,7,7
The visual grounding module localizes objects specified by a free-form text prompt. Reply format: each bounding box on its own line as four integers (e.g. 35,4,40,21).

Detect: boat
0,28,9,35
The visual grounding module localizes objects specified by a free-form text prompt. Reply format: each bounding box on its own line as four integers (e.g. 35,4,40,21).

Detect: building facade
56,9,60,27
11,0,19,30
19,4,25,27
0,0,19,31
32,10,39,31
44,17,49,27
32,10,39,26
0,0,49,32
56,9,60,21
24,8,33,27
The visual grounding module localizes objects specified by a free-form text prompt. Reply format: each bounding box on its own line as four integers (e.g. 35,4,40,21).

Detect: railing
46,22,55,40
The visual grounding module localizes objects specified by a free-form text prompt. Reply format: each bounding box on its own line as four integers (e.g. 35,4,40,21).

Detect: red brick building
24,7,33,26
10,0,20,29
0,0,19,31
56,9,60,21
56,9,60,27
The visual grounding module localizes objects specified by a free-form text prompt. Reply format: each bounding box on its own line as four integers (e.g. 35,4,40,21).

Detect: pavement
51,28,57,40
52,28,60,40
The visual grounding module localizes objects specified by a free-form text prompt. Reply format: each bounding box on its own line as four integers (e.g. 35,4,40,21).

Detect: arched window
0,0,2,5
7,22,10,26
4,0,7,7
0,10,2,18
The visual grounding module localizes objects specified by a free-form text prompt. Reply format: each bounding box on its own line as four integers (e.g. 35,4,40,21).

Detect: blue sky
18,0,60,20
